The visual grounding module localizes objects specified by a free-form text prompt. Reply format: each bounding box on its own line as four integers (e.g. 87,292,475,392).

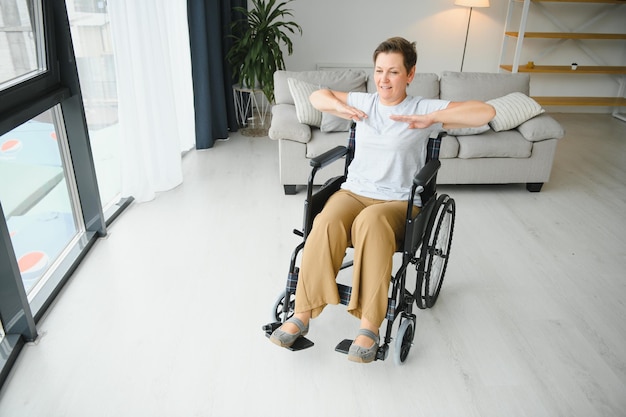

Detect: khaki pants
295,189,419,327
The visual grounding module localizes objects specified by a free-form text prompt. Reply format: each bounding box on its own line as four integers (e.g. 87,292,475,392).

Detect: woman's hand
389,114,436,129
334,102,368,122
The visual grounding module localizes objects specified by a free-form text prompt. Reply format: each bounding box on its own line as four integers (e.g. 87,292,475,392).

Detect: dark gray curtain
187,0,246,149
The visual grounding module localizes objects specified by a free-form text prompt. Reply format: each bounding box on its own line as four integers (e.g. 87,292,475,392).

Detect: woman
269,37,495,363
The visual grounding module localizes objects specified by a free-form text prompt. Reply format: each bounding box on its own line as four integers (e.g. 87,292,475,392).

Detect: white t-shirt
343,92,450,205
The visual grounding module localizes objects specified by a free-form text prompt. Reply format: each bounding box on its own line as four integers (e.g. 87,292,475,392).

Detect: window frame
0,0,108,388
0,1,61,134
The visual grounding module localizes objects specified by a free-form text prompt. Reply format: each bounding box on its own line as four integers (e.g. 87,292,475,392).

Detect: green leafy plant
227,0,302,103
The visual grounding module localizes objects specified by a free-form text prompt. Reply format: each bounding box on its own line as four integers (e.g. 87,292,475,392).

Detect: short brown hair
372,37,417,74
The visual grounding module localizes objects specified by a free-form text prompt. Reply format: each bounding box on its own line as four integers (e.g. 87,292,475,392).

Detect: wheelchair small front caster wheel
273,292,295,322
394,317,415,365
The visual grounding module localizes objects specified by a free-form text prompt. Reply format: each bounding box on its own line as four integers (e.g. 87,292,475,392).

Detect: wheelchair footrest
335,339,353,355
335,339,389,361
262,322,282,335
286,336,314,351
263,322,314,351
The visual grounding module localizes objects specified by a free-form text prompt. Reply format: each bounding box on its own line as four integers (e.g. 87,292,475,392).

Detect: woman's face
374,52,416,106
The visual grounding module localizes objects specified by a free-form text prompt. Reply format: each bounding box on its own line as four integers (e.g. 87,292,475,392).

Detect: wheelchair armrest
310,146,349,169
413,159,441,189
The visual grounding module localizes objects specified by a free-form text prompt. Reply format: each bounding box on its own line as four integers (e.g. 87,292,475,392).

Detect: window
66,1,121,211
0,106,83,297
0,0,46,90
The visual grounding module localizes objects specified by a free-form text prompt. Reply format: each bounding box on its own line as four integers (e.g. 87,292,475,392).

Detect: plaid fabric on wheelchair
427,133,442,162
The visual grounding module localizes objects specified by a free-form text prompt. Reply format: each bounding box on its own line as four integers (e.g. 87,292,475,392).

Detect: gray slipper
269,317,309,348
348,329,379,363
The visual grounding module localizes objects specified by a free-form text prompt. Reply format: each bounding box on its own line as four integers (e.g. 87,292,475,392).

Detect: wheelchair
263,122,456,364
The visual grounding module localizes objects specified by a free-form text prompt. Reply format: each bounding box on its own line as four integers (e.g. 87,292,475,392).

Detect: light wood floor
0,113,624,417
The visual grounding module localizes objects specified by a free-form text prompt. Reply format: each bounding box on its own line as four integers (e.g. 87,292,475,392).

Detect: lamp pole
460,7,473,72
454,0,490,72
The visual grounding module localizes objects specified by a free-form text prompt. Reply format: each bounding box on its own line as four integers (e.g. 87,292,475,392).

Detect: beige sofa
268,70,565,194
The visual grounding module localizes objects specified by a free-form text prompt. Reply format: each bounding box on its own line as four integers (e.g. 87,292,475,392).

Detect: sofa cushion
457,129,532,159
446,125,490,136
407,73,441,99
268,104,311,143
366,71,440,98
274,70,367,105
288,78,323,127
321,112,352,132
305,129,351,158
440,135,459,159
487,92,544,132
440,71,530,102
516,113,565,142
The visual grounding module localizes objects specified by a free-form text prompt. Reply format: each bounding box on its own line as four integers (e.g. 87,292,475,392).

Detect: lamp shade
454,0,490,7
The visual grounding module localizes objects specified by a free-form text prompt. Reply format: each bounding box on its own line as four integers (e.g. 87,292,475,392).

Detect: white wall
282,0,626,113
283,0,506,74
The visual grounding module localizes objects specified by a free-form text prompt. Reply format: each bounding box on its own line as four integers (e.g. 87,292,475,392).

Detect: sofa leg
526,182,543,192
283,185,297,195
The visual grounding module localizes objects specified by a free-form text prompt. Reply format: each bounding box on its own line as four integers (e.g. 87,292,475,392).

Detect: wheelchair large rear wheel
416,195,455,309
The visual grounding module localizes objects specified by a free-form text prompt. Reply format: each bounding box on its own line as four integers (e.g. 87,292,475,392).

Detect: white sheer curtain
109,0,195,202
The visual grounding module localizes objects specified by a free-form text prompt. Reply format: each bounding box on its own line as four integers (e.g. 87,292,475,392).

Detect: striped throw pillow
487,92,544,132
287,78,323,127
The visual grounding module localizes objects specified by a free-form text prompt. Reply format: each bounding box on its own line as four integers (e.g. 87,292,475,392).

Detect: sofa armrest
268,104,311,143
516,114,565,142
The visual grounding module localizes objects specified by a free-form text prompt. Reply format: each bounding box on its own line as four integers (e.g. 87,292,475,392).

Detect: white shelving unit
499,0,626,121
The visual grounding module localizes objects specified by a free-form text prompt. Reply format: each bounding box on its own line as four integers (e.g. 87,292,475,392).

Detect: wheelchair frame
263,123,456,364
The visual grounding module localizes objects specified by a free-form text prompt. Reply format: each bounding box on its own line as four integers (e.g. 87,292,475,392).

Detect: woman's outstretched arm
390,101,495,130
309,89,368,121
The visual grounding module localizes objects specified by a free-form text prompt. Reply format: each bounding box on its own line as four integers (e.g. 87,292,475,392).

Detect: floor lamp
455,0,490,72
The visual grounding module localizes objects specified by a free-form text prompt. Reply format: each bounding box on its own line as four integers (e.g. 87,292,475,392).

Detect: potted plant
227,0,303,103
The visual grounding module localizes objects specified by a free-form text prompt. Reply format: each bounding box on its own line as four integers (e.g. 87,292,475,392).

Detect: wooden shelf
532,96,626,106
500,65,626,74
505,32,626,40
529,0,626,3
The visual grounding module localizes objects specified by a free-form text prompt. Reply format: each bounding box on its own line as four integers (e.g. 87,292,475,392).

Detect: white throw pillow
487,92,544,132
287,78,322,127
